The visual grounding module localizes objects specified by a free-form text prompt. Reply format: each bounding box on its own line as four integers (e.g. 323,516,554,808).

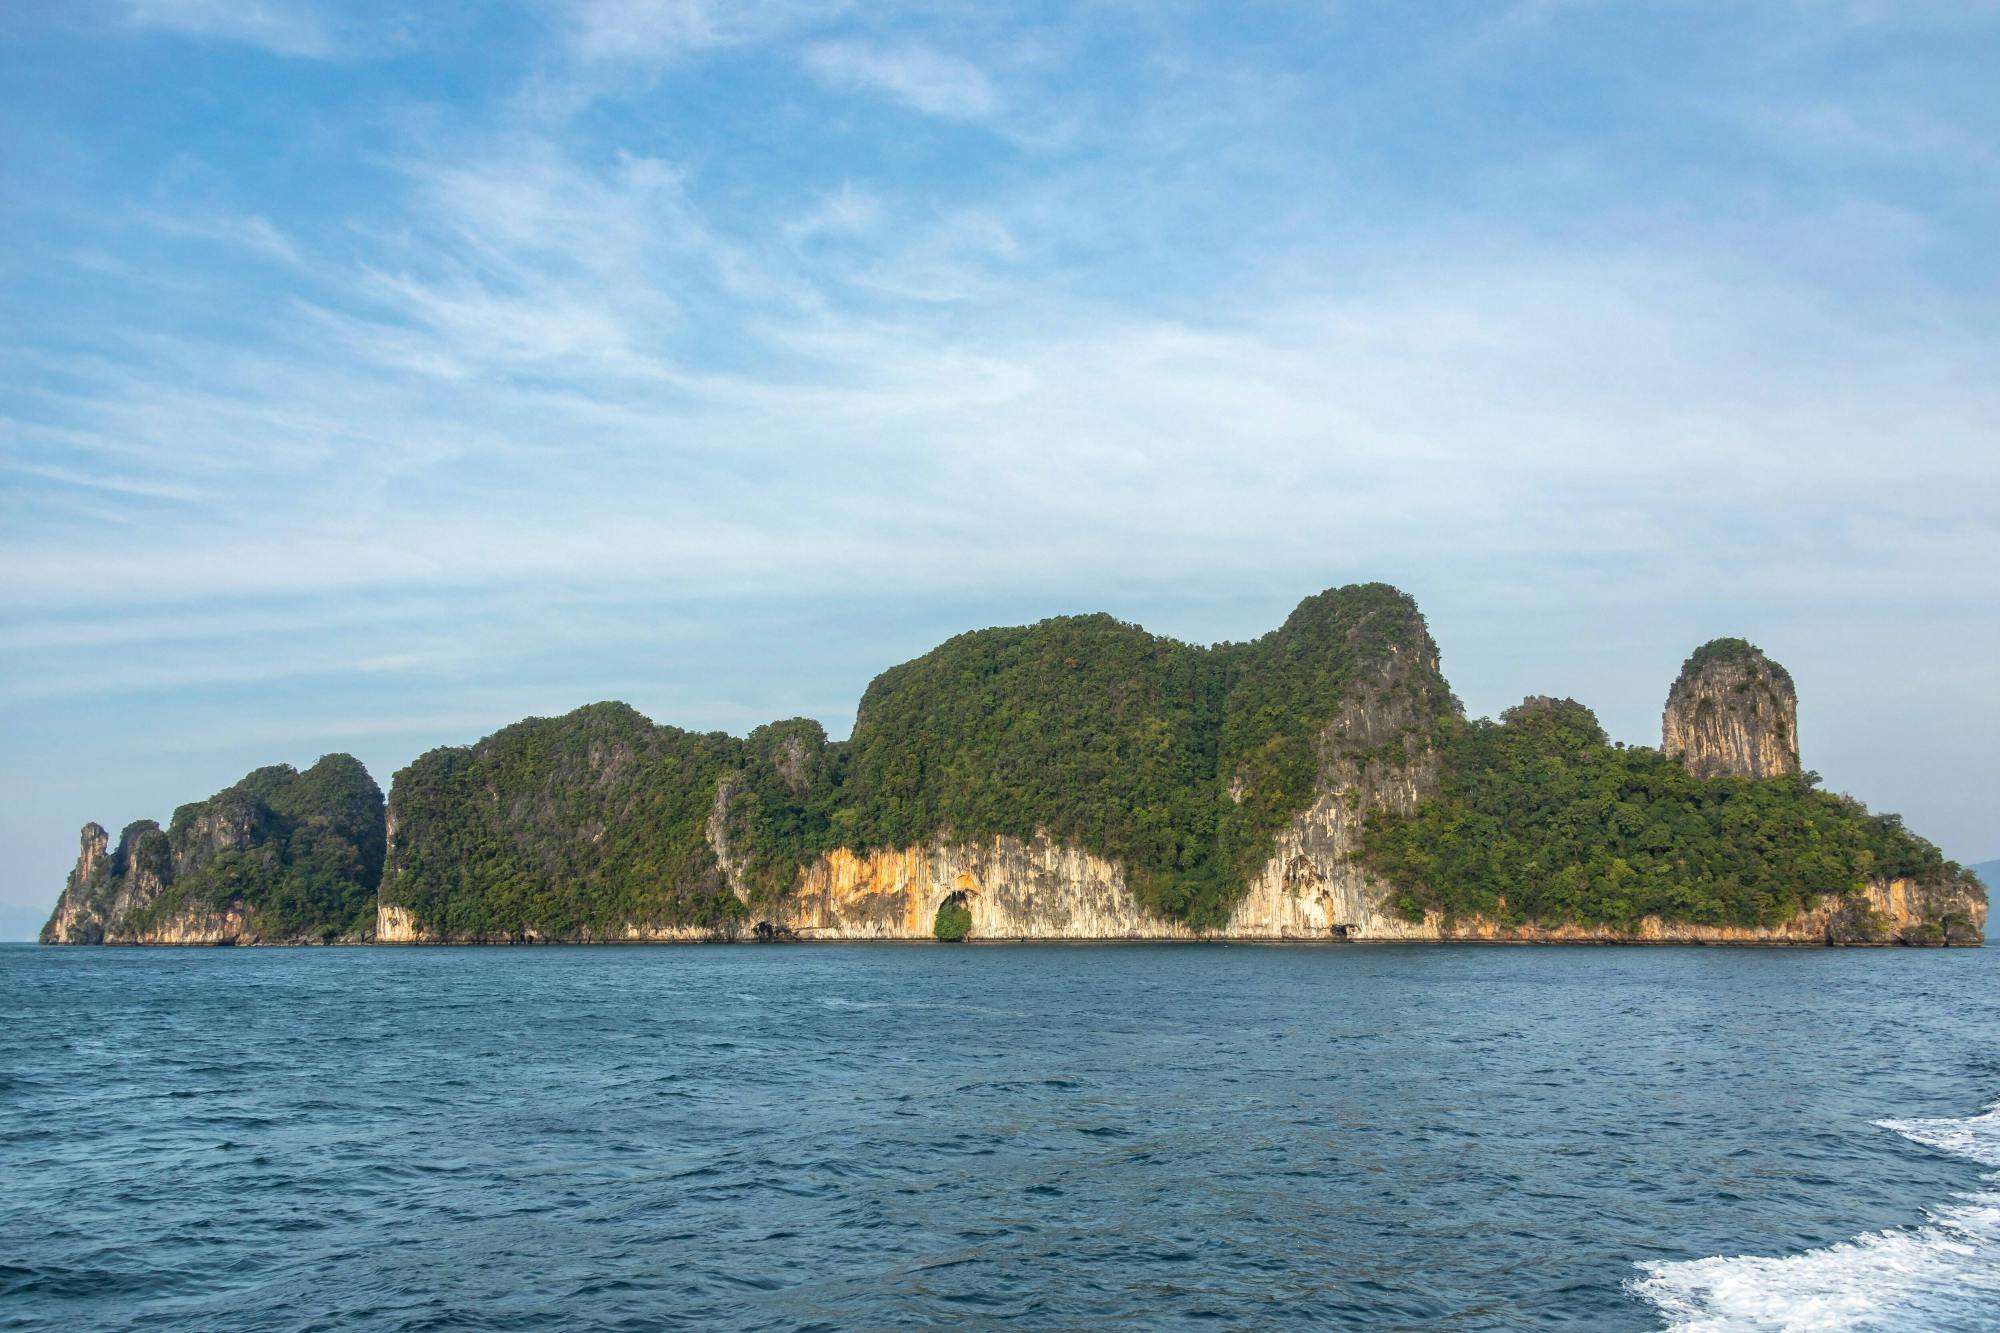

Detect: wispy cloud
8,202,1995,617
139,210,303,265
1712,97,2000,175
565,0,836,64
1,458,213,503
783,182,885,249
124,0,335,58
803,40,999,120
5,0,1999,910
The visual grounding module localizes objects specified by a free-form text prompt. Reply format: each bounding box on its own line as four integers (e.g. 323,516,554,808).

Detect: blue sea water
2,942,1996,1331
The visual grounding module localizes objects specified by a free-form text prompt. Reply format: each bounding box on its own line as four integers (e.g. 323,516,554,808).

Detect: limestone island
41,585,1987,947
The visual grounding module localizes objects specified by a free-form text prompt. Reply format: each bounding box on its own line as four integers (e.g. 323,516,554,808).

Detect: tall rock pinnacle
1662,639,1800,780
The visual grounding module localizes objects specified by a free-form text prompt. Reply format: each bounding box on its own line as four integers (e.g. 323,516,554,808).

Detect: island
41,584,1987,947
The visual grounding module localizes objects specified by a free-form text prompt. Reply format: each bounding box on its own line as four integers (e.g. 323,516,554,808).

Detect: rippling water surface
3,942,1996,1330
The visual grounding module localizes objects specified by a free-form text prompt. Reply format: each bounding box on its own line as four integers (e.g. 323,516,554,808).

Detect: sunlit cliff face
1663,641,1799,781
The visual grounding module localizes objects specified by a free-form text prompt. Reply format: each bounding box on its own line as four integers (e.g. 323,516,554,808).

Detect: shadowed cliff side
41,756,384,944
376,703,743,942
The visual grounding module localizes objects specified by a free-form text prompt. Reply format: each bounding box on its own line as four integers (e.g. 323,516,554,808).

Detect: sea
2,942,1995,1331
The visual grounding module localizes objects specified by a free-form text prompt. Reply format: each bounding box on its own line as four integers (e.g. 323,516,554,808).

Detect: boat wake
1631,1103,2000,1331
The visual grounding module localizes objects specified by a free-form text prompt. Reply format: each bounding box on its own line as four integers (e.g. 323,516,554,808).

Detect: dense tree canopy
739,582,1441,929
383,703,742,939
377,586,1974,942
127,754,384,940
1677,636,1794,691
387,584,1441,934
1357,697,1972,931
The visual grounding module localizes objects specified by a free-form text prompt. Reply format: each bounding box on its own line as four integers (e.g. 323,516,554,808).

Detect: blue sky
3,1,1997,937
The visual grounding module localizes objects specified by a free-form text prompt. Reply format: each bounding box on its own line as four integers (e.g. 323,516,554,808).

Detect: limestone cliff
57,583,1985,948
1663,639,1799,779
40,824,111,943
41,822,161,945
1214,634,1450,940
693,590,1458,943
363,598,1980,949
41,756,384,945
733,852,1985,946
782,838,1173,940
679,625,1980,947
713,645,1984,945
42,813,259,946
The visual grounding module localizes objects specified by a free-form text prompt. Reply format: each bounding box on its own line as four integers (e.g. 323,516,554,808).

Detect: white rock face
765,638,1455,942
40,824,112,944
759,843,1986,945
705,774,751,901
376,903,420,943
1663,643,1800,779
42,821,173,944
1215,791,1436,941
782,837,1192,940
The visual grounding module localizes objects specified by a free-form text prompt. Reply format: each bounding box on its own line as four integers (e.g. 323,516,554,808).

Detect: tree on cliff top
1677,637,1794,692
1358,700,1974,932
381,584,1456,935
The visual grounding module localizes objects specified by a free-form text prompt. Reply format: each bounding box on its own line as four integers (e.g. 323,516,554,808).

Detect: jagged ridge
42,585,1987,946
42,756,383,944
379,583,1451,938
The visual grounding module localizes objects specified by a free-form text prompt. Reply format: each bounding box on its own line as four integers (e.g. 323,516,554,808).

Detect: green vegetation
1209,584,1451,912
715,717,838,909
822,612,1236,925
1677,637,1794,692
382,702,742,939
126,755,384,940
933,896,973,941
386,583,1450,936
58,584,1985,947
1357,697,1972,931
738,581,1446,930
369,583,1975,943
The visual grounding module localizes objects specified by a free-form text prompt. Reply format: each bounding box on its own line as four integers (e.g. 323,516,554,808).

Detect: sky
3,1,1997,938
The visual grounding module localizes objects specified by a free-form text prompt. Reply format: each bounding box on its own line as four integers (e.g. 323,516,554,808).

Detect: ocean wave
1879,1104,2000,1171
1632,1103,2000,1331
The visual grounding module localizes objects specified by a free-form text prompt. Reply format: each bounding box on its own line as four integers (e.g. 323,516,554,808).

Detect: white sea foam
1632,1103,2000,1331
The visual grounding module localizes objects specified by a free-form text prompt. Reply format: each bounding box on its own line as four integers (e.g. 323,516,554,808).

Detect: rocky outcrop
41,756,384,945
784,838,1185,940
739,612,1456,942
1663,639,1799,779
41,823,116,945
705,774,751,901
1214,635,1449,940
375,903,420,944
1423,876,1984,946
1865,875,1988,946
53,588,1985,949
689,631,1981,947
42,821,173,944
354,609,1984,951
